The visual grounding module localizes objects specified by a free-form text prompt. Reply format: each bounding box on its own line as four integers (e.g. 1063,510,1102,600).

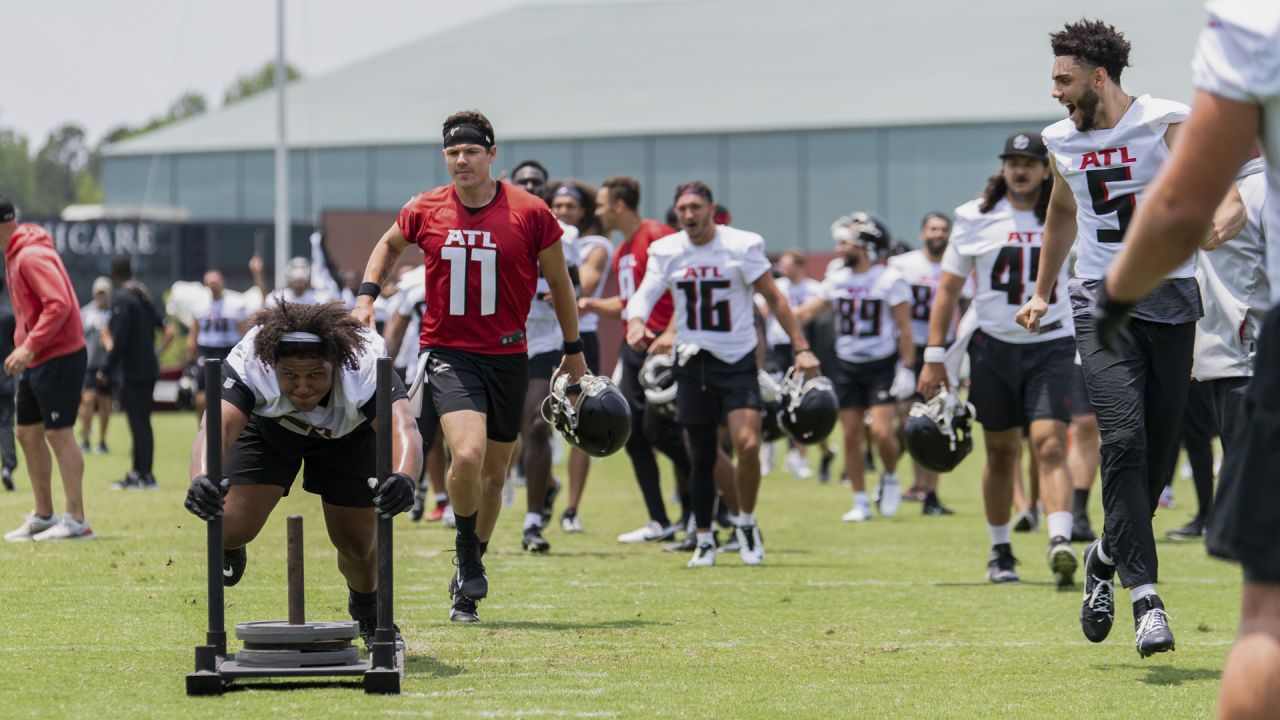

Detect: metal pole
286,516,305,625
205,359,225,654
273,0,289,291
372,358,395,669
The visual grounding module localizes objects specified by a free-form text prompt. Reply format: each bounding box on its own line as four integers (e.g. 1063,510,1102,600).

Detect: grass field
0,412,1237,719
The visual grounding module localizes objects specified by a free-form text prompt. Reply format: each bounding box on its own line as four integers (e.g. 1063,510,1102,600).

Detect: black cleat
521,524,551,553
1071,512,1097,543
986,543,1020,583
1048,535,1078,589
453,544,488,599
922,493,954,516
818,450,835,484
1134,596,1175,657
1080,539,1116,643
540,480,561,528
450,593,480,623
1166,516,1205,541
223,546,247,587
355,616,406,650
663,534,698,553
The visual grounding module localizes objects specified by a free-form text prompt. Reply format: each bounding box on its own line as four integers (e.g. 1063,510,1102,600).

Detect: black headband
443,122,493,149
674,184,713,204
552,183,585,205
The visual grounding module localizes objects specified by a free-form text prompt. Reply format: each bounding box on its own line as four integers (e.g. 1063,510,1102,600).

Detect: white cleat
878,473,902,517
841,504,873,522
735,525,764,565
617,520,676,544
687,542,716,568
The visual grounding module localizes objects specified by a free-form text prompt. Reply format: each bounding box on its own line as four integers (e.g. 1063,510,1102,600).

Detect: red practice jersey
613,219,675,334
398,181,562,354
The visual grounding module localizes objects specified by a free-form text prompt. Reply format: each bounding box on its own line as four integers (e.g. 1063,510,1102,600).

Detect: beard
925,239,947,256
1074,87,1101,131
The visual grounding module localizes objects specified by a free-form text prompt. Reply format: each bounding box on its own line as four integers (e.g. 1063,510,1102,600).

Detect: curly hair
1050,19,1131,82
979,172,1052,224
250,301,367,371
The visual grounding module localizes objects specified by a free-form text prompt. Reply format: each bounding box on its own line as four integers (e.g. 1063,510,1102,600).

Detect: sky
0,0,617,148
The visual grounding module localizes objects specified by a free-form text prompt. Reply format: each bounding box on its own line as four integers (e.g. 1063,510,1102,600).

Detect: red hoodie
5,224,85,367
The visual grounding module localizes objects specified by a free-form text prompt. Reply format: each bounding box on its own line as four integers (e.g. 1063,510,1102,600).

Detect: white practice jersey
392,282,427,371
224,325,386,440
942,198,1074,344
527,221,580,357
888,249,973,345
1042,95,1192,280
758,276,822,348
266,288,322,308
627,225,771,364
819,264,912,363
1194,1,1280,306
193,295,251,349
1194,160,1269,380
576,234,614,334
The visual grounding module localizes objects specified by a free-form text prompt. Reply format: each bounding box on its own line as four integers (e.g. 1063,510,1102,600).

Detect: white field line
383,711,620,719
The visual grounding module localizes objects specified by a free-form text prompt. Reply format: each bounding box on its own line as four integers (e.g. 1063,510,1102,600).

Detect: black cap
999,132,1048,162
0,195,14,223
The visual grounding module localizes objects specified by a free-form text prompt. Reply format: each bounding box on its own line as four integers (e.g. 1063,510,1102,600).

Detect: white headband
280,331,322,343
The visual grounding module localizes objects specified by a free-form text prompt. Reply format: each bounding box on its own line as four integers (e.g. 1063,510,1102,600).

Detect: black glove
184,475,228,521
373,472,415,518
1092,279,1136,352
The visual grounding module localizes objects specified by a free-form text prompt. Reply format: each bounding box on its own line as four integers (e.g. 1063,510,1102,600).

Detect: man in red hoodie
0,196,94,542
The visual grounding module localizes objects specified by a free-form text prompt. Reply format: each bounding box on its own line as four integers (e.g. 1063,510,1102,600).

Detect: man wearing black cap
919,132,1078,588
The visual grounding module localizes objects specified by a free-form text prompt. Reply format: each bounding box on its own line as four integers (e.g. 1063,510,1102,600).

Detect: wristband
922,346,947,364
357,281,381,299
563,337,585,355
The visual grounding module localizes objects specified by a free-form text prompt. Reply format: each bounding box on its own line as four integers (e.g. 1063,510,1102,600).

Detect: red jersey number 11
441,246,497,316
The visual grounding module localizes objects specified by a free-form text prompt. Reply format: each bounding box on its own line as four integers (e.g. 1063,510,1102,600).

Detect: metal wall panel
372,146,440,209
724,133,801,249
311,147,372,214
174,153,238,220
239,151,274,220
498,140,577,181
578,137,648,188
804,129,881,251
651,136,723,223
102,155,173,207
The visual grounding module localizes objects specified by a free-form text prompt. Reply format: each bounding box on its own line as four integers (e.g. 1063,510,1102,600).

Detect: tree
0,128,35,213
223,61,302,106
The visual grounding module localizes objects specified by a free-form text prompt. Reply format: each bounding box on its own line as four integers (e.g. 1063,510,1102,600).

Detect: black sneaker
540,480,561,528
1,467,13,492
1166,516,1205,541
922,494,954,516
1048,535,1078,589
453,544,488,600
818,450,835,484
521,524,551,553
450,593,480,623
1134,596,1175,657
95,443,108,455
110,471,144,491
223,546,247,587
355,616,406,651
1071,513,1097,543
986,543,1020,583
664,534,698,553
80,440,90,453
1080,539,1116,643
409,484,427,522
139,473,158,490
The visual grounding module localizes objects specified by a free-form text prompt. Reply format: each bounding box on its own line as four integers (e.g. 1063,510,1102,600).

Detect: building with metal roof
102,0,1209,250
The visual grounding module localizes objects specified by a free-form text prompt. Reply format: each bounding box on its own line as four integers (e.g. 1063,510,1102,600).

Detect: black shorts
1207,306,1280,582
582,332,600,374
967,332,1073,431
834,354,897,409
224,416,378,507
529,350,562,381
424,348,527,443
83,368,111,395
17,347,87,429
195,346,235,391
674,350,761,426
765,343,794,376
1069,362,1093,417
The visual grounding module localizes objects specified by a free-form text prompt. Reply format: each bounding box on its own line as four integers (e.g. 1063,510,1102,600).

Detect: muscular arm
578,246,609,299
386,398,424,481
793,295,830,325
538,240,582,343
1108,91,1260,302
1016,159,1077,332
353,223,410,326
926,272,968,348
186,318,200,364
579,295,624,319
189,401,250,480
755,272,820,375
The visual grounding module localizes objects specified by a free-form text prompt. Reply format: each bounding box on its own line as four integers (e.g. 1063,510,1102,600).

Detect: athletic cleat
687,542,716,568
818,450,835,484
1071,513,1097,543
356,617,406,651
521,524,551,553
617,521,676,544
922,494,954,516
4,511,59,542
1134,596,1175,658
841,504,873,522
1080,539,1116,643
425,500,448,523
1048,536,1078,589
453,545,488,600
79,439,90,453
541,480,561,528
31,514,96,542
720,529,740,553
1,467,13,492
409,486,427,522
110,471,157,491
735,524,764,565
223,546,247,586
1012,508,1039,533
663,534,697,553
1166,516,1205,541
986,543,1020,583
1158,486,1175,509
450,593,480,623
560,510,582,533
877,474,902,517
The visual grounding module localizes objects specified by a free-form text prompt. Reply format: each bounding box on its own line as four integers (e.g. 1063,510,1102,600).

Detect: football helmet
904,389,975,473
833,211,892,262
778,367,838,445
542,372,632,458
639,353,678,419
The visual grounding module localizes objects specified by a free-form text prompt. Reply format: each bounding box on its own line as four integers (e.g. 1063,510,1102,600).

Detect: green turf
0,412,1235,718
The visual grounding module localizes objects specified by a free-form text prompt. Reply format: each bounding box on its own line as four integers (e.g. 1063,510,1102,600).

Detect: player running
187,270,251,419
918,132,1078,588
626,181,817,567
352,111,586,623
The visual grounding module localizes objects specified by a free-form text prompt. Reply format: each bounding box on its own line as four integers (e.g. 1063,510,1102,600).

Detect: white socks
524,512,542,530
1130,584,1157,603
1046,511,1073,542
696,531,715,547
737,511,756,527
854,491,870,508
988,522,1012,546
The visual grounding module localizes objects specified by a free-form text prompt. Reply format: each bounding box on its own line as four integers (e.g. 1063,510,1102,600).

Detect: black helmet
778,367,838,445
639,353,678,419
904,389,975,473
175,364,198,411
542,373,632,458
759,369,786,442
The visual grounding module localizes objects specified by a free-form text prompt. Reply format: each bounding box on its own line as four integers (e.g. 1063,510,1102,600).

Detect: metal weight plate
235,646,362,668
235,620,359,643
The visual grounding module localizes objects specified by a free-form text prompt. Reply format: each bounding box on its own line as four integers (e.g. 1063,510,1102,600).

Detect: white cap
92,277,111,294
